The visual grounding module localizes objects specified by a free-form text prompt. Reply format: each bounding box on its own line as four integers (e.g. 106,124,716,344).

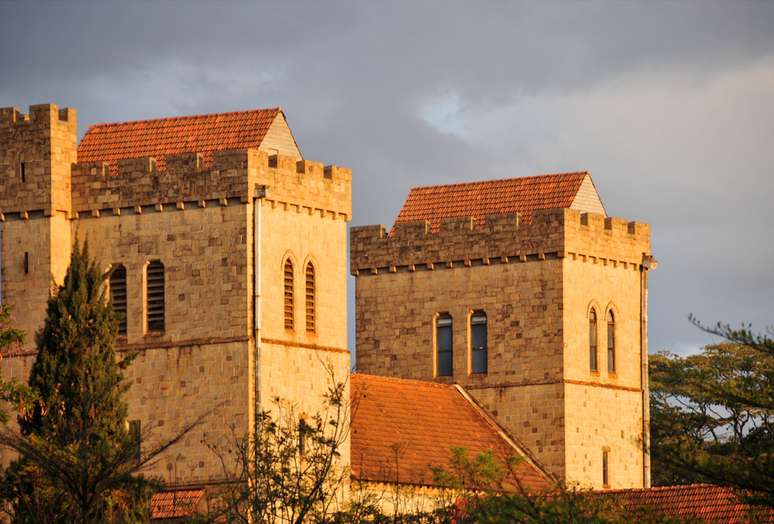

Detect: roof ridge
407,171,589,193
85,106,282,131
351,372,458,390
601,483,723,495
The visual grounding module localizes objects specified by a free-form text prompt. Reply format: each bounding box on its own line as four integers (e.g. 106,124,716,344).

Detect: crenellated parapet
0,104,77,216
350,208,650,275
252,152,352,220
67,149,351,220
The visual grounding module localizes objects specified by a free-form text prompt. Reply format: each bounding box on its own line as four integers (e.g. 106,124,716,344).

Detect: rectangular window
110,265,128,336
470,311,487,374
436,314,453,377
602,449,610,487
146,261,165,332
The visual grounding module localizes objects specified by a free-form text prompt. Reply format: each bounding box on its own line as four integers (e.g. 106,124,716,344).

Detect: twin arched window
589,307,615,374
108,260,165,336
283,257,317,333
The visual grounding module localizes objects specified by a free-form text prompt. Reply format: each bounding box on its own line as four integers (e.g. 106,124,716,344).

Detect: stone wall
351,207,652,488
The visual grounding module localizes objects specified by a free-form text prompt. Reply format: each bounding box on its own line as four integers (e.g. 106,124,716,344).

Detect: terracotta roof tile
350,374,550,491
602,484,773,523
395,172,589,232
77,108,281,172
150,489,204,520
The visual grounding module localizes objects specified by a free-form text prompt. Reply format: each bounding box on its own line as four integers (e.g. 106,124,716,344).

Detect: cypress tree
1,242,153,523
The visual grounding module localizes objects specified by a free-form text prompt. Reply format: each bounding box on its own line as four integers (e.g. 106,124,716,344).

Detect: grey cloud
1,0,773,355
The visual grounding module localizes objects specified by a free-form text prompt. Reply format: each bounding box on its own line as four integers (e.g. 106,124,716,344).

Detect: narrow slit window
284,259,294,330
110,264,128,336
470,310,487,374
436,313,453,377
602,448,610,487
20,162,26,183
23,252,29,275
305,262,315,333
607,310,616,373
146,260,165,332
129,420,141,465
589,309,598,372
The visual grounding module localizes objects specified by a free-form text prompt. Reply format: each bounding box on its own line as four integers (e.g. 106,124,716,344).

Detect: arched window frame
146,260,165,333
606,308,616,374
109,263,128,337
435,312,453,377
469,310,487,375
589,307,599,373
283,256,295,331
304,259,316,333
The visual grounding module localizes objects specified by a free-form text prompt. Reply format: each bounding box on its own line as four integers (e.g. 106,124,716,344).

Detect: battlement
0,103,76,129
67,149,351,219
350,208,650,274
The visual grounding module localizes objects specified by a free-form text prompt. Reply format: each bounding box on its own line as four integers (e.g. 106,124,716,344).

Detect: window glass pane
436,314,453,376
471,311,487,374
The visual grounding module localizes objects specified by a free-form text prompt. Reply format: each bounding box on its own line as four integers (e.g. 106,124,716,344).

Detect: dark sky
2,1,772,356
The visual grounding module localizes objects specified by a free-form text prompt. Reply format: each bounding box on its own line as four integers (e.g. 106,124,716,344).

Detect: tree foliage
0,304,27,426
649,318,774,507
205,363,352,524
0,242,205,523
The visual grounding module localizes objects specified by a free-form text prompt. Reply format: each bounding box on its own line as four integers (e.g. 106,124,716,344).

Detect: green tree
649,318,774,507
0,304,27,426
0,242,184,523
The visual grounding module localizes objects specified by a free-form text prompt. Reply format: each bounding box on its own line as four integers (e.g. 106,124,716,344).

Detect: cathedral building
0,102,662,517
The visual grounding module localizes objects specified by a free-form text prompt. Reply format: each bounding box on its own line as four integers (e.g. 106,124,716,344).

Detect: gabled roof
150,489,204,520
601,484,774,523
395,172,604,232
77,107,287,171
350,373,550,491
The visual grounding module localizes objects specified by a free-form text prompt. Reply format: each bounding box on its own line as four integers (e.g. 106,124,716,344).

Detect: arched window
284,258,294,330
436,313,453,377
589,309,598,372
305,262,315,333
607,310,616,373
470,310,487,374
110,264,128,336
146,260,165,332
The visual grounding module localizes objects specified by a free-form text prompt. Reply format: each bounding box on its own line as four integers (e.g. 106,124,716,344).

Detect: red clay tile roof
602,484,773,523
150,489,204,520
350,374,550,491
395,172,589,232
77,108,282,171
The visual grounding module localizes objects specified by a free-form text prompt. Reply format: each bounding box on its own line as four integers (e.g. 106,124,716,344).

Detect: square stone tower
350,173,655,489
0,104,352,488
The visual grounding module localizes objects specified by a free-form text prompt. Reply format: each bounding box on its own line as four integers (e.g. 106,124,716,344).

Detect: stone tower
351,173,655,489
0,104,352,490
0,104,76,338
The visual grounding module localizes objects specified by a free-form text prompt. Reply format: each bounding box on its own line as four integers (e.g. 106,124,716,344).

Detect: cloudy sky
2,1,772,356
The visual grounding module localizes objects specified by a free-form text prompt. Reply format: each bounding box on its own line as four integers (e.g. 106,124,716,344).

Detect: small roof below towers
77,107,301,171
395,172,605,232
350,373,551,491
